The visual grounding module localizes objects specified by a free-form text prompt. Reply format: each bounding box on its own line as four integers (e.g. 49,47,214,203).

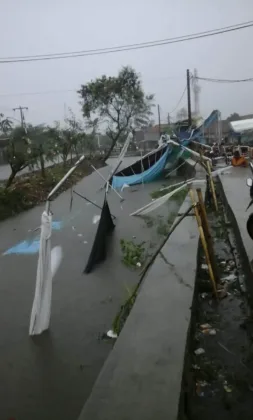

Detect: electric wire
0,20,253,63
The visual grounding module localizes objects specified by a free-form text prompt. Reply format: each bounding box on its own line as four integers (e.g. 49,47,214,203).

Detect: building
204,114,253,145
134,129,159,152
204,120,231,144
229,118,253,145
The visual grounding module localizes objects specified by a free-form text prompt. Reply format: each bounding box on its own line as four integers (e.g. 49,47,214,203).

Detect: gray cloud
0,0,253,125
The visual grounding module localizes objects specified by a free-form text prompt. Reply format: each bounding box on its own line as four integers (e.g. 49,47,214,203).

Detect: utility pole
13,106,28,128
186,69,192,127
157,104,161,136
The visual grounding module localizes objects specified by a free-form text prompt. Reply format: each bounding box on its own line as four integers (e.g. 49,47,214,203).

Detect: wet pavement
219,167,253,262
0,159,184,420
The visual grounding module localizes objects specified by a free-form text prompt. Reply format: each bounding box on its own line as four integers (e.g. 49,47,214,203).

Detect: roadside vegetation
0,66,154,221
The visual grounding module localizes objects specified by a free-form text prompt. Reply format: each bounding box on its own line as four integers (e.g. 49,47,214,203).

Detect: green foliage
150,185,187,200
120,238,146,268
78,66,154,159
0,158,104,221
0,114,13,134
5,125,40,187
156,220,170,236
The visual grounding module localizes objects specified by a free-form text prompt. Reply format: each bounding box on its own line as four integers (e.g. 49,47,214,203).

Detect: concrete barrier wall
77,191,204,420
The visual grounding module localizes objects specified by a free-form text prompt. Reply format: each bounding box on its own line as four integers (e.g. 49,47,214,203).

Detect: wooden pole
189,189,217,297
197,188,219,284
206,160,218,211
196,188,211,238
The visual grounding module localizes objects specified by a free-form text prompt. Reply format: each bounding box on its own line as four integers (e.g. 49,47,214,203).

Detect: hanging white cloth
29,211,52,336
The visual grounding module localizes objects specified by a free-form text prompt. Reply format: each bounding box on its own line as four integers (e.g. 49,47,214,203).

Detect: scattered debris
196,381,207,397
194,348,205,356
200,323,212,329
77,233,83,237
192,364,200,370
200,323,217,335
184,181,253,419
92,215,101,224
221,273,237,282
106,330,118,339
223,382,233,393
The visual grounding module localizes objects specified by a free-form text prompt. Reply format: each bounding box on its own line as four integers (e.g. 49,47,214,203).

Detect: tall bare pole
13,106,28,128
192,68,201,116
157,104,161,136
186,69,192,127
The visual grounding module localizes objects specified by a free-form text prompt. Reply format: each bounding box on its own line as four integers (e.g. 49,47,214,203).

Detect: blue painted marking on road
3,220,63,256
3,239,40,255
52,221,63,230
2,208,84,256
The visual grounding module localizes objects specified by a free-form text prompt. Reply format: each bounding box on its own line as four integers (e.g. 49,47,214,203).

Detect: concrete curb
77,187,205,420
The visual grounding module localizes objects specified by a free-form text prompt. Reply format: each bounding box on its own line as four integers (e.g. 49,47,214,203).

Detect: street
0,160,181,420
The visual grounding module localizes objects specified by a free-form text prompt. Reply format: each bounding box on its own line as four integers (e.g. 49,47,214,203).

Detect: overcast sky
0,0,252,127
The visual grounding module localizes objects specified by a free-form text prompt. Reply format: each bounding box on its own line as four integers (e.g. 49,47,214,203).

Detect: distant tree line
0,66,155,188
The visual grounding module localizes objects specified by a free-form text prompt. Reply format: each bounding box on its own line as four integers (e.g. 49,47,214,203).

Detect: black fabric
84,195,115,274
113,146,167,178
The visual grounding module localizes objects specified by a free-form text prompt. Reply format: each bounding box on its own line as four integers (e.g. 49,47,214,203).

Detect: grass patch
156,220,170,236
0,158,105,221
150,184,187,201
120,238,146,268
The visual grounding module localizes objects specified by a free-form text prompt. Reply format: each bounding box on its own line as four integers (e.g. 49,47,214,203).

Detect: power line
168,85,188,114
196,76,253,83
1,20,253,64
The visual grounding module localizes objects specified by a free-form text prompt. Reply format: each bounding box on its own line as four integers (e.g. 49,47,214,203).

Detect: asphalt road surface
0,159,183,420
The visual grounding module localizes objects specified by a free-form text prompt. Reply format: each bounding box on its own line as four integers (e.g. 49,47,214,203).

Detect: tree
227,113,240,122
78,66,154,160
5,126,39,188
0,113,13,135
176,107,188,121
25,124,53,178
47,113,88,166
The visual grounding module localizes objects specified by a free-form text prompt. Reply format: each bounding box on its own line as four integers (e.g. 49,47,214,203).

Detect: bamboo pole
196,188,211,238
206,160,218,211
189,189,217,297
197,188,219,284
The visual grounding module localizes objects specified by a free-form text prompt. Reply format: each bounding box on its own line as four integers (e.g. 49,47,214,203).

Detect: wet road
0,157,64,181
0,158,185,420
